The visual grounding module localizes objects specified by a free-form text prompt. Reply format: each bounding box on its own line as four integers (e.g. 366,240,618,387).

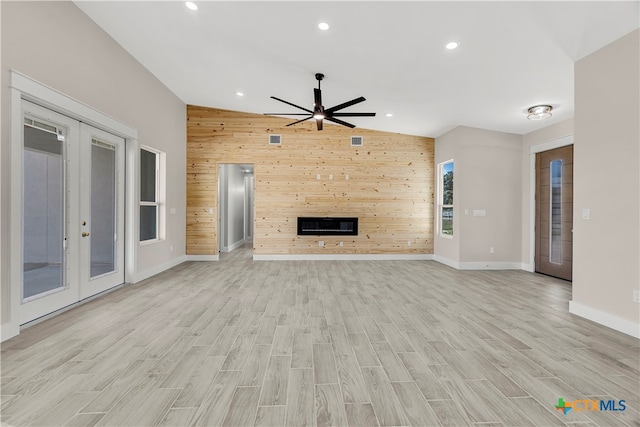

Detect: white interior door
20,101,125,324
79,124,125,299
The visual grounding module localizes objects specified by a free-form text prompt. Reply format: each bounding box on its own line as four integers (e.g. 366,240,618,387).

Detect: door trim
527,134,573,273
5,70,139,341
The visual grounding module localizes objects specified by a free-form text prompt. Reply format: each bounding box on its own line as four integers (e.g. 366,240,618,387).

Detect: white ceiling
74,1,639,137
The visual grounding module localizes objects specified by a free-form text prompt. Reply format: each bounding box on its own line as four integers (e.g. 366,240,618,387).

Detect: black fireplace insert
297,217,358,236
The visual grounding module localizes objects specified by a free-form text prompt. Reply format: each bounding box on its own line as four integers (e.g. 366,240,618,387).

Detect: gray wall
1,1,186,325
435,126,522,266
573,29,639,326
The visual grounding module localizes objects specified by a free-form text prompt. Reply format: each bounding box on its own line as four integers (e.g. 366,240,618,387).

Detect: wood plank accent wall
187,105,435,255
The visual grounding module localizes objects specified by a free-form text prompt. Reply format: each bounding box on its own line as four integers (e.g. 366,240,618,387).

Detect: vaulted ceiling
74,1,639,137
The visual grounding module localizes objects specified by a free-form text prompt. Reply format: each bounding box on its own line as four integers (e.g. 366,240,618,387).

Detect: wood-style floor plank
285,368,315,427
221,386,261,427
254,405,286,427
344,403,379,427
315,383,349,427
259,355,290,406
1,245,636,427
360,366,410,427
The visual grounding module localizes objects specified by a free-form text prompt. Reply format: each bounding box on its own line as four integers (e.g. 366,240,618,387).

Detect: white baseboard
1,322,20,342
433,255,460,269
521,263,535,272
433,255,523,270
134,255,186,283
221,239,246,253
253,254,434,261
228,239,246,252
459,261,524,270
569,300,640,339
185,254,219,261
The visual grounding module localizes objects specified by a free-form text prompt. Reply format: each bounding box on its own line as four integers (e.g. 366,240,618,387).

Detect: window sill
139,238,162,246
438,234,454,240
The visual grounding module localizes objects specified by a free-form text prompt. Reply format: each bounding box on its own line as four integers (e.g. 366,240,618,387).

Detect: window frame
139,146,162,244
438,160,454,238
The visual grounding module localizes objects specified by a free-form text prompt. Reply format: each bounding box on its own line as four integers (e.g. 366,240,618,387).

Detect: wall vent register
269,134,281,145
297,217,358,236
351,136,363,146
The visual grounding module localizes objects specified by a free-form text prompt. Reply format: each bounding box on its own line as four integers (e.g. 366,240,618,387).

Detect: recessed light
185,2,198,11
527,105,553,120
318,22,330,31
385,113,393,117
445,41,459,50
236,92,244,97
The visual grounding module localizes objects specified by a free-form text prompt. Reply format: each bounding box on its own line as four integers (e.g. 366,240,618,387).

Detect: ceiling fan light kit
264,73,376,131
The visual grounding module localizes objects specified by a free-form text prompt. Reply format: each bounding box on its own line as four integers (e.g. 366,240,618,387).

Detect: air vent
351,136,363,147
269,134,281,145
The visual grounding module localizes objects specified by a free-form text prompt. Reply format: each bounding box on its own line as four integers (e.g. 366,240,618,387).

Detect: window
140,147,161,242
438,160,454,236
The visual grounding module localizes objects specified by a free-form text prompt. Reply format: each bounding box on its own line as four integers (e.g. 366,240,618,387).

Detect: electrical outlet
339,241,343,247
318,241,324,247
490,247,495,254
407,240,411,246
316,174,321,180
633,290,640,303
329,174,333,180
345,174,349,180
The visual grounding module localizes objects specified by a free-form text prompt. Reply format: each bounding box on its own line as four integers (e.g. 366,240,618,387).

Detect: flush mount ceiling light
185,1,198,11
527,105,553,120
236,91,244,97
318,22,330,31
445,41,459,50
385,113,393,117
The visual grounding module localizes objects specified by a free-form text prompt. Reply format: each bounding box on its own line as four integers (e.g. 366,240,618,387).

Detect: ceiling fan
264,73,376,131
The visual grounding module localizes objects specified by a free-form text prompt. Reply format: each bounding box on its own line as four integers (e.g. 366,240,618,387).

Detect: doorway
535,145,573,281
218,164,254,253
20,101,125,324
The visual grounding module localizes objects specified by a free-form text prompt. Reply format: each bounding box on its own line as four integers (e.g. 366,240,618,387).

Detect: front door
21,101,125,324
535,145,573,281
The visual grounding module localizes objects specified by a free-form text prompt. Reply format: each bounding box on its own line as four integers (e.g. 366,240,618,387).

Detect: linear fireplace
297,217,358,236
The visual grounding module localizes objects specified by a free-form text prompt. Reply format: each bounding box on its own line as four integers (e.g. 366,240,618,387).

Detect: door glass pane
549,160,562,264
91,141,116,278
23,125,64,299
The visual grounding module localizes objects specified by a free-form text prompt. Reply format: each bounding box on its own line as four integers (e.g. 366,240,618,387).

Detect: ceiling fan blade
330,112,376,117
316,118,323,131
264,113,311,116
271,96,313,114
285,116,313,127
314,88,322,111
324,96,366,114
325,116,356,128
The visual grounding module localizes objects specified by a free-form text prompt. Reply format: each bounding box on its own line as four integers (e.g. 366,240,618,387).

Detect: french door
535,145,573,281
21,101,125,324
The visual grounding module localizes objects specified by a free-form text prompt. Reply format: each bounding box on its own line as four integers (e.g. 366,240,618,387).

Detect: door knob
82,232,90,237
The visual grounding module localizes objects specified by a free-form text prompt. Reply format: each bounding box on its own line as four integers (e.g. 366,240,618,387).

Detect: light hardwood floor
2,245,639,426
